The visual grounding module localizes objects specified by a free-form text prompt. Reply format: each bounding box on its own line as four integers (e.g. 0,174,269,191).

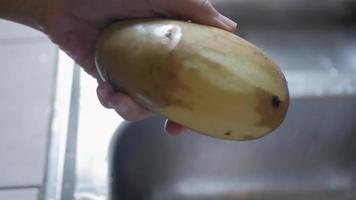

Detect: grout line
0,37,50,44
40,47,60,200
42,50,75,200
0,185,40,190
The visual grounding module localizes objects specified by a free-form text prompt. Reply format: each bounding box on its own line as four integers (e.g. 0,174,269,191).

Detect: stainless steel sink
112,97,356,200
44,0,356,200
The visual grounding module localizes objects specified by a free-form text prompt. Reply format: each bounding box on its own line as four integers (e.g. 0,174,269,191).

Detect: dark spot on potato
165,29,173,40
272,96,281,108
225,131,232,136
253,49,268,60
255,88,288,130
243,136,256,140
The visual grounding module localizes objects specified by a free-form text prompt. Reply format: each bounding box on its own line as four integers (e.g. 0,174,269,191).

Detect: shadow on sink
111,97,356,200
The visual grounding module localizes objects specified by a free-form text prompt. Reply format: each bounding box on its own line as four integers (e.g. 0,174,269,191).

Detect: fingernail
217,14,237,31
110,100,129,115
164,120,185,136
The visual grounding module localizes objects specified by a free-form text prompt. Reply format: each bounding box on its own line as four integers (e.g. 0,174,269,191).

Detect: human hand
2,0,237,135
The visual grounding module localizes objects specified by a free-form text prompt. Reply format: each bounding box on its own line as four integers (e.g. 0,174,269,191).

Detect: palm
46,14,100,77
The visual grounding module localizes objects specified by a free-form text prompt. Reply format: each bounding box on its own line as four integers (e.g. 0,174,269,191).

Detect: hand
48,0,236,135
1,0,237,135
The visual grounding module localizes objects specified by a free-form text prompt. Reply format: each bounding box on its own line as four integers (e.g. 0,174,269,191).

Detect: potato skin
95,19,289,140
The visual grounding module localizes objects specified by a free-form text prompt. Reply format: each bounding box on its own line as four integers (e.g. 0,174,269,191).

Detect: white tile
0,188,38,200
0,19,46,39
0,40,58,187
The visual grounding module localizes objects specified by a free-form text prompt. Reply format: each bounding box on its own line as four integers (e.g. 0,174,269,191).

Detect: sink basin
112,97,356,200
45,0,356,200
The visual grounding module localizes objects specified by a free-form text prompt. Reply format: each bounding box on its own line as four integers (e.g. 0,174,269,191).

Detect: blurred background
0,0,356,199
0,19,57,200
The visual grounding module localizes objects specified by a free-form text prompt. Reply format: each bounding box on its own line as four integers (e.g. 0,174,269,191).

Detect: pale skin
0,0,237,135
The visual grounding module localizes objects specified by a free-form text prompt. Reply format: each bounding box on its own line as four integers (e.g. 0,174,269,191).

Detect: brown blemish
272,96,281,109
243,136,256,140
225,131,232,136
253,49,265,58
255,88,288,129
139,42,193,110
165,29,173,40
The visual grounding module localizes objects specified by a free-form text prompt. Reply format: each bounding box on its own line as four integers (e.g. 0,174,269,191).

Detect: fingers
97,82,186,135
153,0,237,32
109,92,152,121
164,120,186,136
96,81,114,108
97,81,152,121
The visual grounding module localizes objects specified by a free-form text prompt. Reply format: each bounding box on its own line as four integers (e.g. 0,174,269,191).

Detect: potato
95,19,289,140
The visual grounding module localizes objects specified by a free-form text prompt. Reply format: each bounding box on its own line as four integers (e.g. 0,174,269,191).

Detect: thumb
154,0,237,32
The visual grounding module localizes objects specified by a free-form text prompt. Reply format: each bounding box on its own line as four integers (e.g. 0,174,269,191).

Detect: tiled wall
0,189,38,200
0,19,58,199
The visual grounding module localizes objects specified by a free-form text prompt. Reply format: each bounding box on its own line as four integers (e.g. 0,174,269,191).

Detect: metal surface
50,0,356,199
112,99,356,200
43,51,75,200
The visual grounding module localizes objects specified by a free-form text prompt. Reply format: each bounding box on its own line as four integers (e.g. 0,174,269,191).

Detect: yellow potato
95,19,289,140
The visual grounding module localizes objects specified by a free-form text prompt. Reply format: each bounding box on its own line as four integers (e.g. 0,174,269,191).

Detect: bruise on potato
140,45,193,109
255,87,288,130
243,135,257,140
225,131,232,136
